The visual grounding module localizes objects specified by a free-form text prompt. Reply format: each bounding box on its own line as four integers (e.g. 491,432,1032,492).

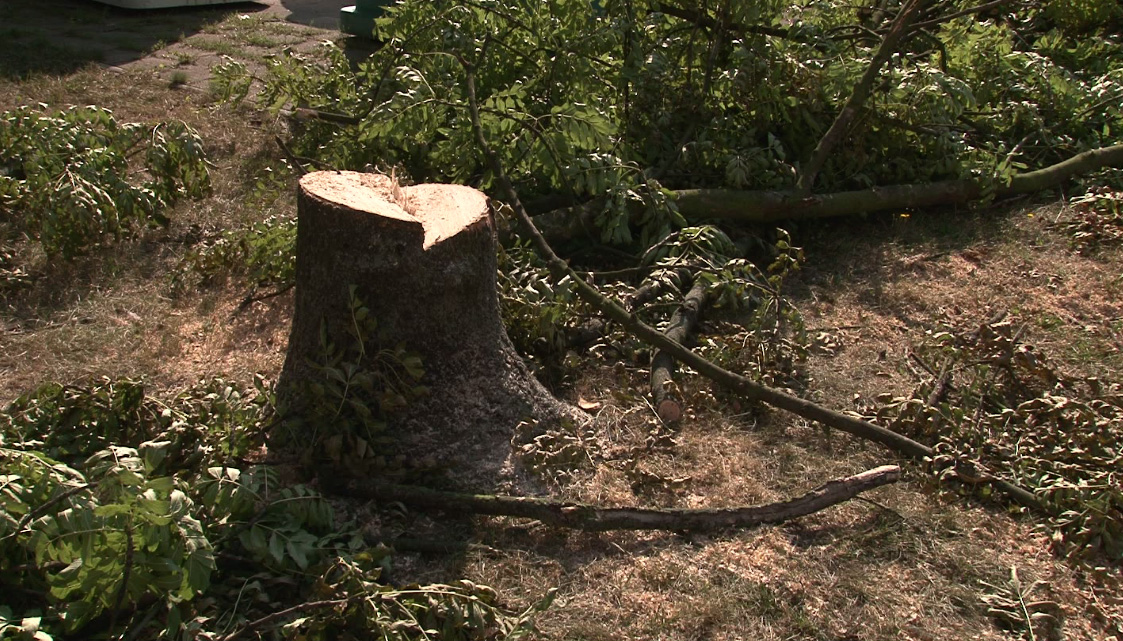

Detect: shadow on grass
0,0,267,79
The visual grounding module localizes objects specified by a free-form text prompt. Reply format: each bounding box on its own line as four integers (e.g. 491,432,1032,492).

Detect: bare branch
796,0,927,194
331,466,903,532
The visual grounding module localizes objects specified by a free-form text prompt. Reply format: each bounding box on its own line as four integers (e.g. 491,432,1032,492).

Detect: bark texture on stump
279,171,582,492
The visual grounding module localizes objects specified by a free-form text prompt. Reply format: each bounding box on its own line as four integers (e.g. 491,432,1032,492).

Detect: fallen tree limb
525,143,1123,242
796,0,925,193
463,64,1046,513
329,466,902,532
629,267,693,311
675,143,1123,223
651,275,709,424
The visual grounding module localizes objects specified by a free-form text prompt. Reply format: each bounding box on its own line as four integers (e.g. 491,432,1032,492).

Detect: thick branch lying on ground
796,0,925,194
628,267,693,312
676,143,1123,222
328,466,901,532
523,143,1123,244
651,276,709,424
463,65,1045,513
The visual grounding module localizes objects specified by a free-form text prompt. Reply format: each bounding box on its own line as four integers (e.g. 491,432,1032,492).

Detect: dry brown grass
1,9,1121,641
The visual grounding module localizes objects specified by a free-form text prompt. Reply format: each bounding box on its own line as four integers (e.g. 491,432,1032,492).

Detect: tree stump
278,171,582,492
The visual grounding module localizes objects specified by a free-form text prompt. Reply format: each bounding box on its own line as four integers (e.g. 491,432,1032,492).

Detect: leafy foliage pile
179,214,297,289
866,316,1123,560
0,375,544,640
175,162,299,292
0,241,30,294
215,0,1122,242
0,106,210,259
498,225,807,387
1054,187,1123,254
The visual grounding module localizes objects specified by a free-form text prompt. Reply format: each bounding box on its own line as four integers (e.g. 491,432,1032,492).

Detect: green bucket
340,0,396,39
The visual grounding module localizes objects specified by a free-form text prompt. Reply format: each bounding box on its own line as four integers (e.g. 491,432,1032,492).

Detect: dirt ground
1,3,1122,640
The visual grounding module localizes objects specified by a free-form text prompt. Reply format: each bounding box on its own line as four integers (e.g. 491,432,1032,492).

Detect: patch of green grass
172,50,197,66
1035,311,1066,330
262,21,317,37
189,38,246,59
237,32,284,49
169,70,189,88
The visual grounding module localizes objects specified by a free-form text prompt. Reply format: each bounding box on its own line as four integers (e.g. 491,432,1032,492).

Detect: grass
169,70,189,88
236,32,286,49
1,5,1122,641
188,37,249,59
172,50,197,67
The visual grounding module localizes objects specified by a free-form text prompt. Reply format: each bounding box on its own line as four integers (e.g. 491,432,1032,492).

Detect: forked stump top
299,171,490,250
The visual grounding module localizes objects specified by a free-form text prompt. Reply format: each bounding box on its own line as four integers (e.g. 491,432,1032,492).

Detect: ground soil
1,3,1121,639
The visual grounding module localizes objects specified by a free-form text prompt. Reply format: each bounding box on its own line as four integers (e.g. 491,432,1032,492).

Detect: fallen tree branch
796,0,926,194
629,267,693,311
651,275,709,423
462,63,1046,513
329,466,902,532
675,143,1123,222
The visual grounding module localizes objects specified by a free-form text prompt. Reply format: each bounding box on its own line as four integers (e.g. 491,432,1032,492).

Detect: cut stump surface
279,171,583,493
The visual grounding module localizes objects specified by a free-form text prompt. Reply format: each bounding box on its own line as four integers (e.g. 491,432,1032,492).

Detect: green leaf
268,532,285,564
286,538,310,570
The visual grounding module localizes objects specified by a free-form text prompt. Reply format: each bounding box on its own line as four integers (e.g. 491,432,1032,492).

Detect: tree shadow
0,0,268,78
782,200,1029,311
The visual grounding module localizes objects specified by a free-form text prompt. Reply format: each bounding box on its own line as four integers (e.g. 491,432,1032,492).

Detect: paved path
258,0,350,29
3,0,358,85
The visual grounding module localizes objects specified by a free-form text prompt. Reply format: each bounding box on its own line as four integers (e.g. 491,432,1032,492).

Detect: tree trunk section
278,171,583,492
651,276,709,424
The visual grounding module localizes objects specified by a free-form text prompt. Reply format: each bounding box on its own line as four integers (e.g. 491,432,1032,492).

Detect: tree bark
327,465,902,532
278,171,583,492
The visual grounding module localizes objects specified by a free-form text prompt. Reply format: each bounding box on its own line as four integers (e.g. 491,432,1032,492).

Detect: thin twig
215,597,361,641
909,0,1013,31
4,482,94,541
233,282,295,317
273,135,332,175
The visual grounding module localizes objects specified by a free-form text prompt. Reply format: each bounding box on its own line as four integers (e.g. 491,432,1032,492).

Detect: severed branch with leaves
460,61,1047,515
